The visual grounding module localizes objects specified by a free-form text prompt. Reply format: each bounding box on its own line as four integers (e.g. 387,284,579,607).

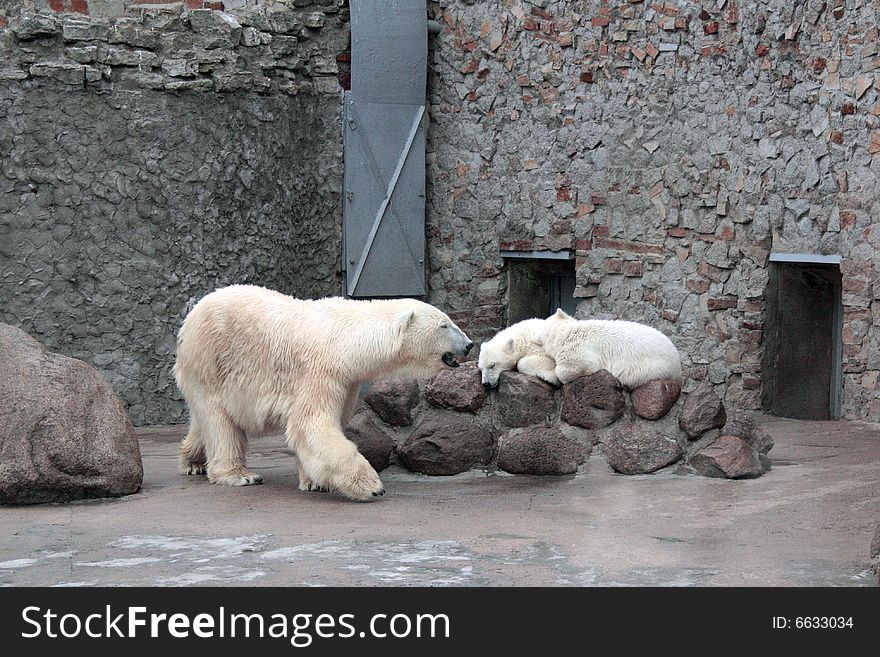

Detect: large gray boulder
0,324,143,505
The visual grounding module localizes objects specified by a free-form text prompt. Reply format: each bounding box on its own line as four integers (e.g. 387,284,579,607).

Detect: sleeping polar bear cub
539,309,682,388
478,318,560,388
173,284,473,501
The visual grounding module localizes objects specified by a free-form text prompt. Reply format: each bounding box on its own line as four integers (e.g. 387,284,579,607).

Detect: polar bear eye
489,362,496,369
440,322,449,328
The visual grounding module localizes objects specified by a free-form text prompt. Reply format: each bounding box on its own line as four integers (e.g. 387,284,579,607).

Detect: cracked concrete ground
1,415,878,587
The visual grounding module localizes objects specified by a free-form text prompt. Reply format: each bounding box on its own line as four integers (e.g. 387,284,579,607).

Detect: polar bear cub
478,318,560,388
539,308,682,388
173,284,473,501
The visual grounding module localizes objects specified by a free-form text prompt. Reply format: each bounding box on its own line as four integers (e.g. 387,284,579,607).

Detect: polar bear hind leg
201,403,263,486
179,411,207,476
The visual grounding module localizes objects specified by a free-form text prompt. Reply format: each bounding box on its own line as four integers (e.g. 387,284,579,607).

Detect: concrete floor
1,415,878,587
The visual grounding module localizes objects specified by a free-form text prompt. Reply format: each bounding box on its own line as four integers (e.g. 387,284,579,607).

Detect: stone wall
0,1,348,424
424,0,880,422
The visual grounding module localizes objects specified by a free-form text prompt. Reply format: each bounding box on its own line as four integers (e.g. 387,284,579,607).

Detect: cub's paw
182,463,207,476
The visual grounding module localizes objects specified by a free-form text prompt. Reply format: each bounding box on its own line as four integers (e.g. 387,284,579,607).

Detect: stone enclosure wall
0,0,348,424
348,363,774,480
3,0,880,426
424,0,880,422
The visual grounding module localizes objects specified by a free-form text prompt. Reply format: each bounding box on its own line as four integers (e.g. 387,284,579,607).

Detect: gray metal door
343,0,428,297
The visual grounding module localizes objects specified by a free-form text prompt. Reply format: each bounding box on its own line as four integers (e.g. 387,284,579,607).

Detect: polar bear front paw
298,480,330,493
332,455,385,502
209,469,264,486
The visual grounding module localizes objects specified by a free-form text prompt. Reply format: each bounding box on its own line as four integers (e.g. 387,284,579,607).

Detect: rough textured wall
0,2,347,425
425,0,880,421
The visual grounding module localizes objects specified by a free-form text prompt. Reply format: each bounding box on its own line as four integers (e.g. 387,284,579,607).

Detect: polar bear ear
502,338,515,354
395,309,415,335
553,308,571,319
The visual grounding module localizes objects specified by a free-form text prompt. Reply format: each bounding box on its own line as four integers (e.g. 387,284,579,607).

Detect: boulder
424,361,488,413
722,410,774,455
688,434,766,479
631,378,681,420
398,409,496,475
602,420,683,475
344,409,394,472
0,324,143,505
364,378,420,427
679,384,727,439
497,425,589,475
495,371,558,428
560,371,625,430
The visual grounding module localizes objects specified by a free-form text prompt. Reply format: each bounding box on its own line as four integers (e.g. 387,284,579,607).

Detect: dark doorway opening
504,253,577,326
761,257,842,420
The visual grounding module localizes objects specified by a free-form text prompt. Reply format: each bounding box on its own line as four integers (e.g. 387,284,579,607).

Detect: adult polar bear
540,309,681,388
174,285,473,501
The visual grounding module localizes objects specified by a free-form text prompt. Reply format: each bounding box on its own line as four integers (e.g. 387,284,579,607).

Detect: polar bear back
543,318,682,388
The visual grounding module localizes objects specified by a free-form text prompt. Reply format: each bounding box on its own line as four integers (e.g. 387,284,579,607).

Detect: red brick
593,237,666,255
738,329,763,344
667,227,689,238
576,203,595,217
70,0,89,13
589,192,607,205
686,278,710,293
580,71,594,84
742,375,761,390
591,17,611,28
550,220,572,235
623,260,644,277
604,258,623,274
460,59,480,74
204,0,223,9
575,239,592,251
707,296,738,311
697,262,727,282
841,102,856,115
48,0,64,10
592,225,610,237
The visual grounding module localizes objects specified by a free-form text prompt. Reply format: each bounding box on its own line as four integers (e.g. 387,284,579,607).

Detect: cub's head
477,335,520,388
394,300,473,377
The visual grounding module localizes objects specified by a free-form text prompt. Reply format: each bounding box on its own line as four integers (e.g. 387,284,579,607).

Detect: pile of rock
347,362,773,479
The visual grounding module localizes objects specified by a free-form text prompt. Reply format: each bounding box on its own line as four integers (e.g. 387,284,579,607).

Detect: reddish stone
497,426,588,476
70,0,89,13
344,410,394,472
593,237,666,255
689,435,766,479
591,16,610,27
687,278,710,293
623,260,644,277
364,378,420,427
703,21,719,35
707,296,738,311
561,371,625,430
679,385,727,439
425,362,487,413
830,131,844,144
399,410,496,476
495,371,558,428
603,421,683,475
604,258,623,274
755,44,770,57
631,379,682,420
